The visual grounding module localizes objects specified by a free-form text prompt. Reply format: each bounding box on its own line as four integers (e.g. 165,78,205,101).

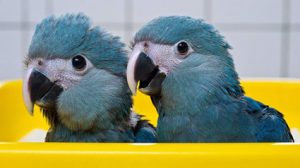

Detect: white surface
0,0,299,80
52,0,127,43
291,0,300,24
223,31,282,77
53,0,126,23
291,128,300,142
211,0,282,24
0,31,23,80
288,32,300,78
133,0,205,23
27,0,49,22
23,30,35,53
19,129,47,142
0,0,22,22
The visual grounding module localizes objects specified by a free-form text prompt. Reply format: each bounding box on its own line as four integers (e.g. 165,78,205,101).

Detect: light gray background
0,0,299,80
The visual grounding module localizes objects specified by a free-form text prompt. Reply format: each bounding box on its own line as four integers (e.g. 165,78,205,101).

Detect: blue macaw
22,13,156,142
127,16,293,142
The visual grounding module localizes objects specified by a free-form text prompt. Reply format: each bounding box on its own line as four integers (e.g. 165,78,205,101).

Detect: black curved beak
127,52,166,96
23,69,63,114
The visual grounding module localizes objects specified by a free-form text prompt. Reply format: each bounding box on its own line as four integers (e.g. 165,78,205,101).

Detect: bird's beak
127,52,166,96
22,68,63,115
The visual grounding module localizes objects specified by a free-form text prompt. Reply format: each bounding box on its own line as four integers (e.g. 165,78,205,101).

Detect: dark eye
72,55,86,71
177,41,189,55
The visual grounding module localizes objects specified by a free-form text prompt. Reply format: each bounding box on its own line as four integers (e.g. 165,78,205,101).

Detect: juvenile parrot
127,16,294,142
22,13,157,142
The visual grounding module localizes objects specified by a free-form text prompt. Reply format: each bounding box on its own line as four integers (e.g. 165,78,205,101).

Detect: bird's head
23,13,131,131
127,16,240,97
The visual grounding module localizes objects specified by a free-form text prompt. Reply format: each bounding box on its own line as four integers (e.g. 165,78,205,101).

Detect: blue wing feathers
244,96,294,142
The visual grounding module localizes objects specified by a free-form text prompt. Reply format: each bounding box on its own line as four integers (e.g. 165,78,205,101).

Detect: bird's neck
42,97,133,142
44,108,134,142
50,104,132,129
45,121,134,142
156,54,243,115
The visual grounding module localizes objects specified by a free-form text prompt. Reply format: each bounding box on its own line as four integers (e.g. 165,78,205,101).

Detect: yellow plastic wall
0,79,300,168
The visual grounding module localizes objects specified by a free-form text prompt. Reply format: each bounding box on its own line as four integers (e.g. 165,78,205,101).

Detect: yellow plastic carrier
0,79,299,168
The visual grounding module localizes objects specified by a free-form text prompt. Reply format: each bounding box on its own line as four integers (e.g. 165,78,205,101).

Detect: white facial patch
127,41,190,94
25,57,93,90
132,41,183,74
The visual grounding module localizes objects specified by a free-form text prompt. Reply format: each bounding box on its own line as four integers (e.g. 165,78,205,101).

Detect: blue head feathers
29,13,127,76
134,16,231,56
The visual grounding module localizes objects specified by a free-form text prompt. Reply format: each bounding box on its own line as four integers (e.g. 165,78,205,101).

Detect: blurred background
0,0,299,81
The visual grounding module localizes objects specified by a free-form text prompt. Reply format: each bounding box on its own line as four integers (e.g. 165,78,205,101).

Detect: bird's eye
72,55,86,71
176,41,189,55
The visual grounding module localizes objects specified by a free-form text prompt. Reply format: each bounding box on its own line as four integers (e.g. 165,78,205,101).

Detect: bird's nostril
38,59,43,66
144,42,149,48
